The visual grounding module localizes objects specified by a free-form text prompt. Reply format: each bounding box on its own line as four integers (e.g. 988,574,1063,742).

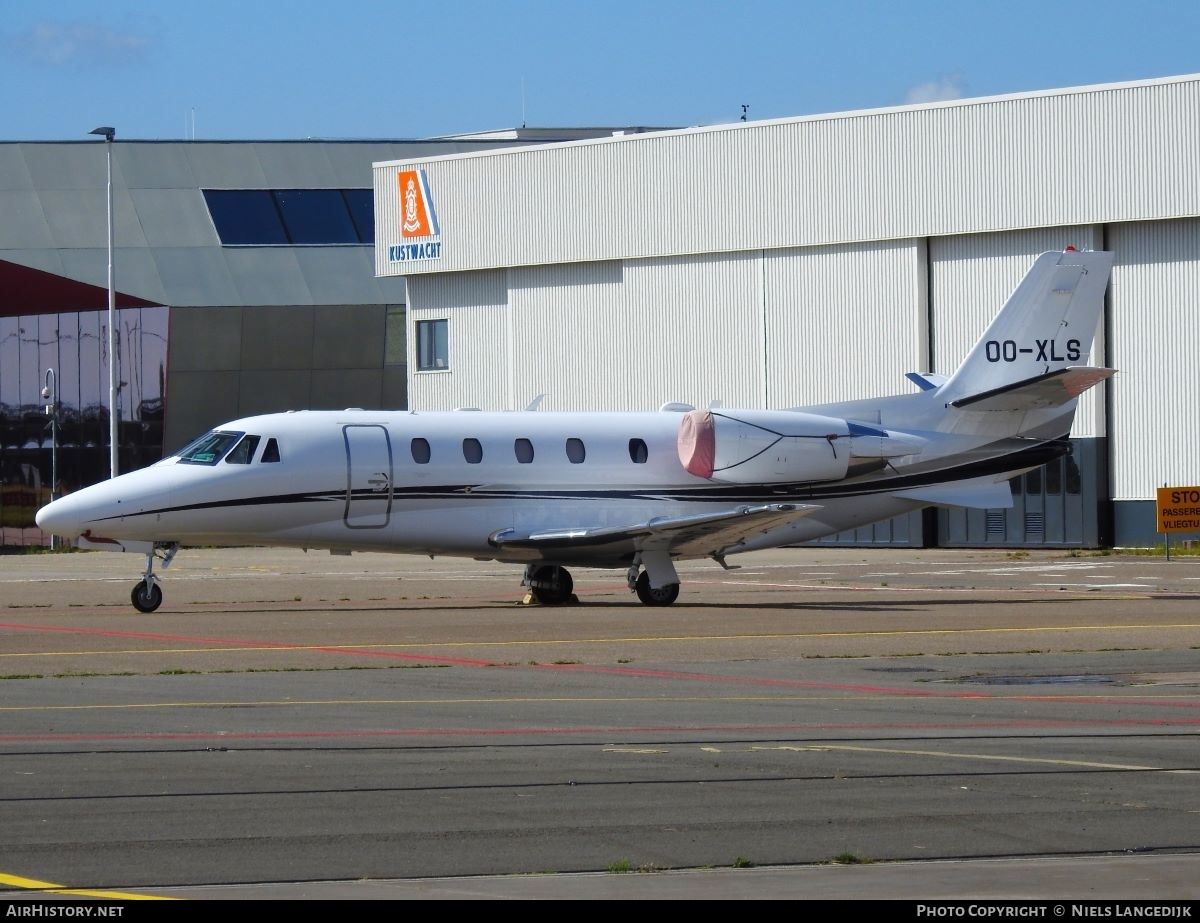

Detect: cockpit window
224,434,261,464
176,431,244,466
261,438,281,463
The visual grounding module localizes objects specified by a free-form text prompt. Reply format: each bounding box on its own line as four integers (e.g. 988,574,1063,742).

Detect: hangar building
373,74,1200,550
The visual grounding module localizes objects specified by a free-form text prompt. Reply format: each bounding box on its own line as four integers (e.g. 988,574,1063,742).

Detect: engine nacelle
678,410,927,484
678,409,851,484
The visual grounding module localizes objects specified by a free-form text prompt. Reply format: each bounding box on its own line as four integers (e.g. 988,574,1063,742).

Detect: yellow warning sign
1156,486,1200,533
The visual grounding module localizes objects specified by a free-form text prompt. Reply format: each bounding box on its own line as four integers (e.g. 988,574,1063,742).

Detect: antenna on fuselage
524,394,546,411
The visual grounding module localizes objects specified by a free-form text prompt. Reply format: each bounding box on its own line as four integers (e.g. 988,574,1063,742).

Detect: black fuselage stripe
84,440,1067,525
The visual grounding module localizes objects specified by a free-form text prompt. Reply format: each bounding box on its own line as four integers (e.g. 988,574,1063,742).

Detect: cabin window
463,438,483,464
224,434,261,464
176,430,243,466
565,438,586,464
514,438,534,464
261,438,281,463
411,438,431,464
628,438,648,463
416,319,449,371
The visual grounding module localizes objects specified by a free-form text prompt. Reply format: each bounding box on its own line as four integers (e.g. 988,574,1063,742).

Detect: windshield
175,430,245,466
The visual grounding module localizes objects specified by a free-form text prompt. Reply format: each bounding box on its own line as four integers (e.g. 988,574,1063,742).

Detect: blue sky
3,0,1199,141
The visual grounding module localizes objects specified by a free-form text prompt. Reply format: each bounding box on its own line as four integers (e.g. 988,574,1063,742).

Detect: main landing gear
631,569,680,606
520,561,682,606
523,564,576,605
130,543,180,613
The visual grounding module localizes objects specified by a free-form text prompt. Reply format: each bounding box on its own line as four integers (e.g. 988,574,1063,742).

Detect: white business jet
36,248,1115,613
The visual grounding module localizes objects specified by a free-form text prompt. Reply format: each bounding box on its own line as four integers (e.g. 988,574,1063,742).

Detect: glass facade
0,306,168,546
203,189,375,246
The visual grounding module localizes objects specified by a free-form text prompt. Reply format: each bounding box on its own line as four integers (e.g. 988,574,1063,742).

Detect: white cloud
904,74,967,105
14,19,152,68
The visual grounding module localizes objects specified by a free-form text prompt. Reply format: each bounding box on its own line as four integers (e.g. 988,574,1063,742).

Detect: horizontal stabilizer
948,366,1115,411
894,478,1014,510
490,502,819,558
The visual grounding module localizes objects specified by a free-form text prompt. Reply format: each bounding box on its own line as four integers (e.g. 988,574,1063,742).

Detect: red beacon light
1065,245,1077,251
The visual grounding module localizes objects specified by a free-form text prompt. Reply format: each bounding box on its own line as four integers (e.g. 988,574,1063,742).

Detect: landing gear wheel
527,565,574,605
635,571,680,606
131,582,163,613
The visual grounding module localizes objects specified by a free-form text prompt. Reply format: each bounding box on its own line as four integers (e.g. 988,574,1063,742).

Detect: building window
202,188,374,246
342,189,376,241
463,438,483,464
565,438,586,464
273,189,359,244
514,438,534,463
384,306,406,366
417,319,449,371
628,438,648,463
202,190,287,245
411,438,431,464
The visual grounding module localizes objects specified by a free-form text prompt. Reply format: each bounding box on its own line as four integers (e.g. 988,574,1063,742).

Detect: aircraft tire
131,582,163,613
635,571,680,606
528,565,574,604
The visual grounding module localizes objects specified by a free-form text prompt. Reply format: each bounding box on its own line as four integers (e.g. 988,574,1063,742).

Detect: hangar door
937,440,1107,548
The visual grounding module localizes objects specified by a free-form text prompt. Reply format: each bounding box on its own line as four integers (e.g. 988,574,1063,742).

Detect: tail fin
937,249,1114,406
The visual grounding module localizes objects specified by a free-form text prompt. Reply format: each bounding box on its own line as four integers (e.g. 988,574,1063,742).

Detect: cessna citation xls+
36,248,1115,612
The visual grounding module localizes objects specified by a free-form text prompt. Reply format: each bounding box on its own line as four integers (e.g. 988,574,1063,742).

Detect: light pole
42,369,59,550
89,125,117,478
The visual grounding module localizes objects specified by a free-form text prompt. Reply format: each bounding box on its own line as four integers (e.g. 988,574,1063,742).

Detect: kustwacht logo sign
389,169,442,262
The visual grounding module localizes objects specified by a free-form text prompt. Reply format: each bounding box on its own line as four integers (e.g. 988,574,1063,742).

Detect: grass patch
1117,545,1200,557
733,856,755,868
831,852,873,865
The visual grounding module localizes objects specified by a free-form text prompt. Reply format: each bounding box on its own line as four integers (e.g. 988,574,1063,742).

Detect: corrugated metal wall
929,226,1106,439
507,260,634,411
615,254,762,410
765,240,923,407
383,76,1200,546
406,270,508,410
376,76,1200,277
1107,218,1200,501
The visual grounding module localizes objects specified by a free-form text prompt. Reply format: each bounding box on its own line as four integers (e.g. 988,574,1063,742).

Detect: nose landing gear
131,543,179,613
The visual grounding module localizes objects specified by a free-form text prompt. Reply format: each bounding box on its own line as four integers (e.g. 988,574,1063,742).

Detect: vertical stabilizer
937,249,1114,405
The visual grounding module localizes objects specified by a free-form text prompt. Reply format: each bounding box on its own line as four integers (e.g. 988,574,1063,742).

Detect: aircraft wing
489,502,820,560
949,366,1115,411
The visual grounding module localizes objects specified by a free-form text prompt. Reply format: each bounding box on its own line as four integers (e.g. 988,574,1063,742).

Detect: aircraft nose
35,493,88,538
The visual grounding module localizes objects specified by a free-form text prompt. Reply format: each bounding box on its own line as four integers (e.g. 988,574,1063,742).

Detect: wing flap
489,503,820,559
